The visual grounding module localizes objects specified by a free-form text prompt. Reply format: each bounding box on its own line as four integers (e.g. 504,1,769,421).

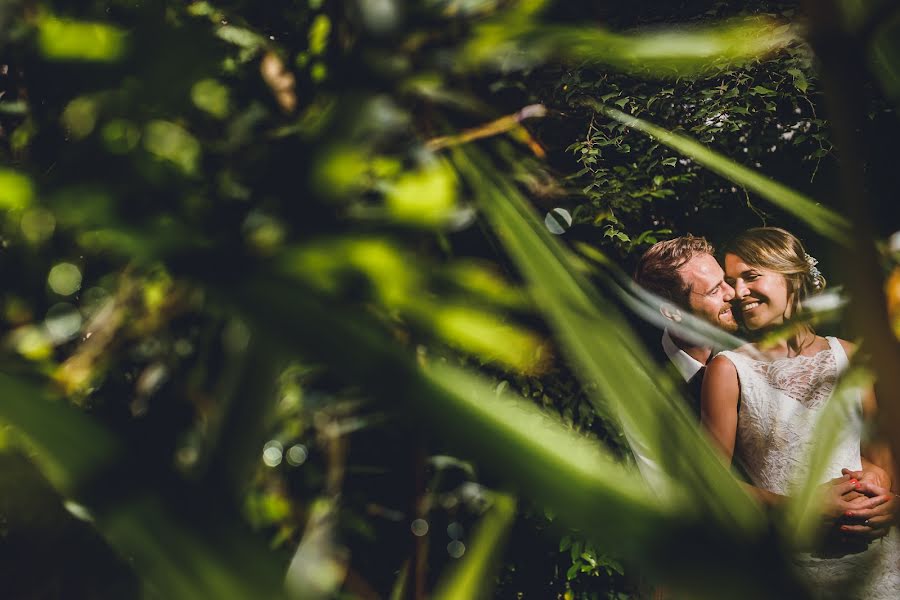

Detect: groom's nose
722,282,736,302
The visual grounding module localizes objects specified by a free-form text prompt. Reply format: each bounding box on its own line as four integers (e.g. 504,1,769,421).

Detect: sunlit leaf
215,25,266,50
191,79,231,118
0,169,34,210
308,14,331,55
37,16,127,62
452,145,763,535
143,120,202,175
585,102,852,244
464,16,795,77
385,161,458,226
444,261,530,310
427,304,547,373
782,366,874,550
227,276,674,549
432,492,517,600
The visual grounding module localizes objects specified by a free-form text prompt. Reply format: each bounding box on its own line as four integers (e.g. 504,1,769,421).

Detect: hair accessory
804,253,824,290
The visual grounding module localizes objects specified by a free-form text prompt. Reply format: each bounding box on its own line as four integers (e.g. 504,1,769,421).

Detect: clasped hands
821,466,897,550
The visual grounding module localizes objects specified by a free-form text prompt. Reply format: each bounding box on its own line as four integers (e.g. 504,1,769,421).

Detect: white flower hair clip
805,253,824,290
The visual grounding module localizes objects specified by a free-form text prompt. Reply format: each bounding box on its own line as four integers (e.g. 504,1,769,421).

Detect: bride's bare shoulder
835,337,856,357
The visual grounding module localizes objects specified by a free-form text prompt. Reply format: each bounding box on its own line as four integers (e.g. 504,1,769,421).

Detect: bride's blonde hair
722,227,826,318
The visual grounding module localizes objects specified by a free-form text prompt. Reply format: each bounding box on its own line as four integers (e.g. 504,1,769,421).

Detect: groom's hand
840,481,897,539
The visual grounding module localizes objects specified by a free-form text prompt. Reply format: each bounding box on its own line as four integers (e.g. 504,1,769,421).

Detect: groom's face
678,253,738,332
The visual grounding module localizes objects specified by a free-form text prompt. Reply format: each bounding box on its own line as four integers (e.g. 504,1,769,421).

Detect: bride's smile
724,253,791,330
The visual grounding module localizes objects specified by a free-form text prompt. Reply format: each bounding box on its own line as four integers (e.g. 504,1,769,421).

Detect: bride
701,227,900,598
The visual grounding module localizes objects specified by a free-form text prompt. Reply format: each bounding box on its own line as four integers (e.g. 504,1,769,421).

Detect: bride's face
724,253,791,330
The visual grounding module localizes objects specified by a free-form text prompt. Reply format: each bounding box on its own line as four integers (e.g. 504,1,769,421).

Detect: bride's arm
699,355,786,506
700,355,740,460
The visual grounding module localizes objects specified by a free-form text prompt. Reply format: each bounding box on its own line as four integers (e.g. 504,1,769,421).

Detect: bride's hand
842,466,891,490
820,476,865,520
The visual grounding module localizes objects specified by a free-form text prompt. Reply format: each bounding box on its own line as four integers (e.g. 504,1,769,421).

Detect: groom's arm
839,379,897,537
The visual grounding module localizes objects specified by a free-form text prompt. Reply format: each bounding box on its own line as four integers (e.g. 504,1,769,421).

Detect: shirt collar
661,329,705,383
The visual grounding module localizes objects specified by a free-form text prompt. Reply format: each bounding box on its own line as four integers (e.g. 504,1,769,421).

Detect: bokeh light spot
48,263,83,296
447,521,464,540
20,208,56,244
12,326,53,360
410,518,429,536
286,444,308,466
45,303,83,342
61,97,98,139
263,440,284,467
544,207,572,235
102,119,140,154
447,540,466,558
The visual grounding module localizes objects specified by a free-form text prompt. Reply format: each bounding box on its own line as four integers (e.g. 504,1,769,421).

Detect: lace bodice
718,337,900,599
719,337,861,496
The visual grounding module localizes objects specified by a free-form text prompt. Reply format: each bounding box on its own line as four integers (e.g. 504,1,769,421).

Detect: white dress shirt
661,328,704,383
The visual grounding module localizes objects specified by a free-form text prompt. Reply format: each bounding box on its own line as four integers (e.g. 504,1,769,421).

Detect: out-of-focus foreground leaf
432,492,517,600
464,13,796,76
453,145,762,531
0,373,283,599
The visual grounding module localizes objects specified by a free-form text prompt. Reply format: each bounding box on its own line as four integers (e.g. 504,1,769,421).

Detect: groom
634,235,737,413
635,234,895,542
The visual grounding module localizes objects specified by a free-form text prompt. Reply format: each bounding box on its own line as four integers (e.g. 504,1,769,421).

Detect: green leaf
432,493,517,600
585,102,851,244
783,366,875,550
787,67,809,93
464,16,796,77
453,146,764,540
36,16,127,62
0,169,35,211
750,85,775,95
0,373,282,599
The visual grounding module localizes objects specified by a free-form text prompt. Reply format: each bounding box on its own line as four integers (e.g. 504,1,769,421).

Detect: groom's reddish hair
634,235,715,305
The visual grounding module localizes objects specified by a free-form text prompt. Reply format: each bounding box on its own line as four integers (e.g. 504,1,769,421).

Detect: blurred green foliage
1,0,899,599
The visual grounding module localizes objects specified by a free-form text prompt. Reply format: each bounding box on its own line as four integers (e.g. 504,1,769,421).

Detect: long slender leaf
453,145,763,536
226,275,674,553
0,372,284,599
463,16,796,76
583,102,852,244
0,372,119,494
783,365,875,550
432,492,517,600
572,241,754,357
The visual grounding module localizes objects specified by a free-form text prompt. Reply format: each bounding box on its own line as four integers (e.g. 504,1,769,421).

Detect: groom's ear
659,303,683,323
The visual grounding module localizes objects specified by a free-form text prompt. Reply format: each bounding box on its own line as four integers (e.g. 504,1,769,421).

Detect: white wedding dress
719,337,900,599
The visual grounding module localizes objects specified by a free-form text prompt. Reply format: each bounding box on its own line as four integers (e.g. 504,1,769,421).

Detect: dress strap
826,336,848,372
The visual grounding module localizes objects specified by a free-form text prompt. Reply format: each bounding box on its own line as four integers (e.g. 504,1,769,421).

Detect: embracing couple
635,227,900,598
